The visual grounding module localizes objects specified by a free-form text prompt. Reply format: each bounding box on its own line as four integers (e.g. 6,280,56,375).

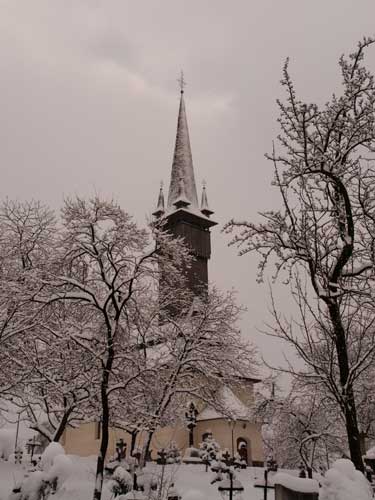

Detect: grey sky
1,1,375,373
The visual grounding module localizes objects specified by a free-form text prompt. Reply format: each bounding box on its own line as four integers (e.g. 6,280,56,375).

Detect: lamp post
227,419,236,464
14,412,21,454
185,402,198,447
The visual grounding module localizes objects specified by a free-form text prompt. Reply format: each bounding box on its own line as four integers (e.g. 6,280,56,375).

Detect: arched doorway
237,437,250,465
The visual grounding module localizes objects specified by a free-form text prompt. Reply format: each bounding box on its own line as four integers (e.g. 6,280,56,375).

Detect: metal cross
178,71,186,93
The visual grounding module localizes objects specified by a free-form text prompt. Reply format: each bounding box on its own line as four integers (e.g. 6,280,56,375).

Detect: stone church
61,85,264,466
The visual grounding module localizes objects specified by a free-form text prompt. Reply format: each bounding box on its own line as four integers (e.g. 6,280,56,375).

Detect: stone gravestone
274,472,319,500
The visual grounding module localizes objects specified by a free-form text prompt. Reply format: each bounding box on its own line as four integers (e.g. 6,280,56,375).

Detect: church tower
153,79,217,296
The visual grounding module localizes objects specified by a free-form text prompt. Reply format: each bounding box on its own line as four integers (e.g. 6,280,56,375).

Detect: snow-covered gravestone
273,472,319,500
320,459,373,500
184,491,205,500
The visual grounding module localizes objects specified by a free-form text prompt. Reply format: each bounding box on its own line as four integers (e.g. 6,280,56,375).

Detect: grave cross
222,450,231,466
157,448,167,465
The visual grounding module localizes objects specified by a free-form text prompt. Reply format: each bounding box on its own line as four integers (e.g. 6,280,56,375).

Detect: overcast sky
1,1,375,376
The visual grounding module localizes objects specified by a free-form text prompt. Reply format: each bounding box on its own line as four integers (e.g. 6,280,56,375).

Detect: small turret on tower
200,182,214,218
152,182,165,218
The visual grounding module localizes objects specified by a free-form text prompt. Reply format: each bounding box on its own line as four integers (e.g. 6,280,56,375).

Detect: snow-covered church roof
197,386,250,421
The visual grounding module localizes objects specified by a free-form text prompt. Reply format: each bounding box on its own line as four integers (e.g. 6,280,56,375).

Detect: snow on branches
225,37,375,472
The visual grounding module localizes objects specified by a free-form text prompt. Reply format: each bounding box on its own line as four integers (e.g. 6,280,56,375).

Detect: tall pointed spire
167,77,199,210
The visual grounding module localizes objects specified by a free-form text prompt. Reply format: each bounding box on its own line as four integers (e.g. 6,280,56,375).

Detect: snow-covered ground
0,456,274,500
3,454,372,500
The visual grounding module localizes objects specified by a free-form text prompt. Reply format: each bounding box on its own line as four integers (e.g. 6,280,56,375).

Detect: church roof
167,90,199,211
197,386,250,421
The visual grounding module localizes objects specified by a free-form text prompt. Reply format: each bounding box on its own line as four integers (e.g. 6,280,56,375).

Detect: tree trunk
141,430,154,467
328,302,364,472
93,352,113,500
130,430,138,455
52,406,74,442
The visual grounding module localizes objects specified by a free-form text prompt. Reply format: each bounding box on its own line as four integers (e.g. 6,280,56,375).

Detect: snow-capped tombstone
182,447,202,464
184,491,205,500
274,472,319,500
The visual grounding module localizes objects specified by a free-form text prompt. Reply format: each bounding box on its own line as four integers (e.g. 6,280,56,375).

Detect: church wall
62,422,133,458
195,419,264,464
61,418,264,465
149,422,189,459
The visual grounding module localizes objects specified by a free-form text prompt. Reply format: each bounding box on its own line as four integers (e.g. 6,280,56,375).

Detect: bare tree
255,380,343,472
35,196,191,500
0,199,55,397
225,37,375,471
6,301,99,443
130,287,258,463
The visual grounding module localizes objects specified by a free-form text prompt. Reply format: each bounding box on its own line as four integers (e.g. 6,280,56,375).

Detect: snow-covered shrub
18,471,46,500
8,484,22,500
165,441,181,464
320,459,372,500
0,429,14,460
198,433,220,462
137,470,158,496
44,453,73,493
108,466,133,497
40,442,65,470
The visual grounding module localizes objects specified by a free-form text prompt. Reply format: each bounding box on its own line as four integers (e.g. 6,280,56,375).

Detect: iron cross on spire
177,71,186,93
